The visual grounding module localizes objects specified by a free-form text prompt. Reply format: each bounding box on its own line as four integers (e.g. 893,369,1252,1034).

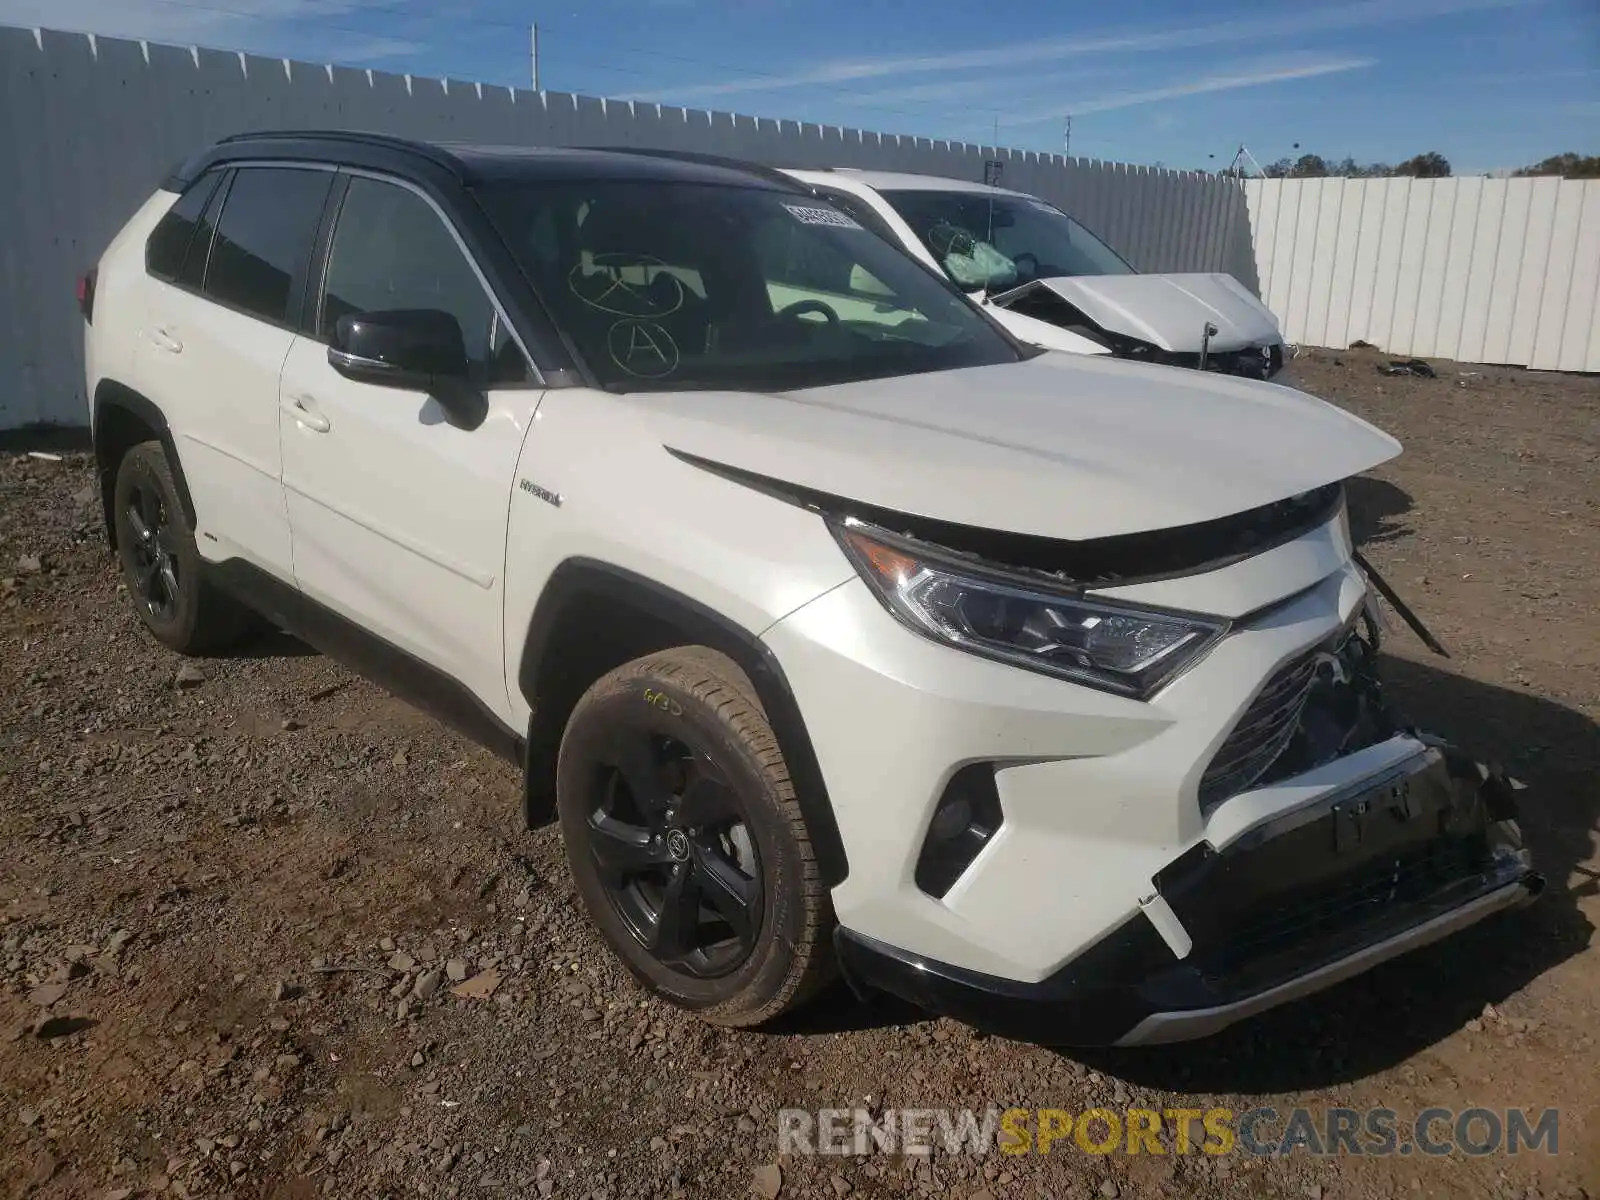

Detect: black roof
169,130,797,193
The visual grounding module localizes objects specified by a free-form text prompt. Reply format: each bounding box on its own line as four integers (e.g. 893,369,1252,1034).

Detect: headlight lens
836,521,1227,699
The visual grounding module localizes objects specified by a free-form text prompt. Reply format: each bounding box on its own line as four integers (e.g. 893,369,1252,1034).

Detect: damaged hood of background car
647,351,1400,541
991,272,1283,353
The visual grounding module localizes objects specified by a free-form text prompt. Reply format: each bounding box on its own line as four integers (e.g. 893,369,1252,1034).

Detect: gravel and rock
0,353,1596,1197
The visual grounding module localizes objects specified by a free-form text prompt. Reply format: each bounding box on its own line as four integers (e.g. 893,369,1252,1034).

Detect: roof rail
214,129,465,176
572,146,803,192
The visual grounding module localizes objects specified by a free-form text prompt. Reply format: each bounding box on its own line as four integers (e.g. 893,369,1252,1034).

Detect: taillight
77,267,97,324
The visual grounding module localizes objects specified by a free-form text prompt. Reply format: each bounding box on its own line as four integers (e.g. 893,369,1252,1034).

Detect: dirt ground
1,348,1596,1200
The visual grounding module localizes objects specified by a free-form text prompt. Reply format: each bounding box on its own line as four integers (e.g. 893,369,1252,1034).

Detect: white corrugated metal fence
0,24,1595,428
1246,176,1600,373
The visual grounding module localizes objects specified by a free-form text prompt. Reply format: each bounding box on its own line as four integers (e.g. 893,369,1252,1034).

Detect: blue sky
1,0,1595,172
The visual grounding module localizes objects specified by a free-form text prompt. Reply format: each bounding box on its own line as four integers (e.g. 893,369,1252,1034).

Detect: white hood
993,273,1283,354
640,352,1399,541
978,299,1112,357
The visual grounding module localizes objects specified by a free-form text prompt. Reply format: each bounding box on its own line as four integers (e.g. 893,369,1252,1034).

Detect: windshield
476,180,1022,391
880,189,1134,293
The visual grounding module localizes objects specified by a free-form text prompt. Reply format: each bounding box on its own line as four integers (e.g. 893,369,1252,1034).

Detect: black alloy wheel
123,477,181,621
556,647,835,1026
112,440,249,654
586,726,761,978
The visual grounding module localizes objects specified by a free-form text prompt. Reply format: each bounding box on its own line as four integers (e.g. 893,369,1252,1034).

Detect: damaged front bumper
836,743,1540,1047
1122,339,1286,379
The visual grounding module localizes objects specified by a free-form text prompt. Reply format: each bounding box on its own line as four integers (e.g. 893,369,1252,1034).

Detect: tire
112,440,248,654
556,646,835,1026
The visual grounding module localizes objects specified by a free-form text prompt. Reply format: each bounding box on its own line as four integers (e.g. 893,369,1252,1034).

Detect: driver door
278,173,542,718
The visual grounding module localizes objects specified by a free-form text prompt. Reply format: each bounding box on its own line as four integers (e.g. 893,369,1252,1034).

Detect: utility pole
1063,114,1072,158
1226,143,1265,177
530,23,540,91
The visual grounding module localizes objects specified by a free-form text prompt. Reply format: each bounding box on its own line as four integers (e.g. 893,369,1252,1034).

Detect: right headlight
835,519,1227,699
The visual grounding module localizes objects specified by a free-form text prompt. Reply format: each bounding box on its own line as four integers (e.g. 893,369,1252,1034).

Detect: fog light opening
915,763,1003,899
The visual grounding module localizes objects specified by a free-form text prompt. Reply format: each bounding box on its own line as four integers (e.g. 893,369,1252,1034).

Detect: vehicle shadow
767,984,933,1037
1346,474,1414,546
1065,654,1597,1092
0,425,92,454
224,623,319,660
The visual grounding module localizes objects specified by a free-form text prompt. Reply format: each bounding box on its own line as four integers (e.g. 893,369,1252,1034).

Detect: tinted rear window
145,172,222,281
203,167,332,326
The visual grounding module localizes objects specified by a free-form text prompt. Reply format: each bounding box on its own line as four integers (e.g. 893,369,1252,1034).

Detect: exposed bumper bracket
1115,871,1542,1045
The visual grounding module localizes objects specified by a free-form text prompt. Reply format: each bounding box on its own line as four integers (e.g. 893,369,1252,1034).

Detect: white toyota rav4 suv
82,132,1538,1045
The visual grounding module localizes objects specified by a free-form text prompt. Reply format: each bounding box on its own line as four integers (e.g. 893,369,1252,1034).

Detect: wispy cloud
1006,56,1377,123
833,67,1125,108
646,0,1537,100
0,0,422,60
332,34,426,61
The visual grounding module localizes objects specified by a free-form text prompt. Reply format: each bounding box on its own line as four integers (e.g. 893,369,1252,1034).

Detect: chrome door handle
280,396,330,433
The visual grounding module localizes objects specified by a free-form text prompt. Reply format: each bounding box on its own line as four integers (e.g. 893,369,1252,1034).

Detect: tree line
1228,150,1598,179
1255,151,1452,178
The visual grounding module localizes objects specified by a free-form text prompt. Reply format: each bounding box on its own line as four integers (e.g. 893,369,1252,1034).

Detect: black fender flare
92,381,197,547
517,558,849,888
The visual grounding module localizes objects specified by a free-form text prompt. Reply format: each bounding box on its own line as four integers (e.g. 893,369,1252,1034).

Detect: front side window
477,180,1021,392
145,171,222,281
880,189,1134,292
320,176,529,385
203,167,333,326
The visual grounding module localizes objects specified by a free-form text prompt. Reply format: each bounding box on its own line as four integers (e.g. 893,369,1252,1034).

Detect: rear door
278,172,543,717
136,165,334,578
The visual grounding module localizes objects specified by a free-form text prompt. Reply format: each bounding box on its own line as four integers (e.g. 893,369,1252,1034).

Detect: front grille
1199,645,1321,810
1207,837,1492,980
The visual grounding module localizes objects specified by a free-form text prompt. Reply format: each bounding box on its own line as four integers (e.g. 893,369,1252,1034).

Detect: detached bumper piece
837,748,1540,1047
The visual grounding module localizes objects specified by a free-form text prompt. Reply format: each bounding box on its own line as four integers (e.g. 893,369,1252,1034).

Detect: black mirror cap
329,308,470,389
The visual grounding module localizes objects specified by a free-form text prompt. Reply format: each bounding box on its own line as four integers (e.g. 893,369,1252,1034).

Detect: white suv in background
783,167,1288,377
82,133,1537,1045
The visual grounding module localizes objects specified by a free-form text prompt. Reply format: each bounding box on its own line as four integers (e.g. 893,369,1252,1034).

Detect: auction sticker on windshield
784,203,863,230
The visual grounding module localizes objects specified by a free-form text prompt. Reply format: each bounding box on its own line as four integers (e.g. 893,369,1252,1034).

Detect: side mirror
328,309,470,392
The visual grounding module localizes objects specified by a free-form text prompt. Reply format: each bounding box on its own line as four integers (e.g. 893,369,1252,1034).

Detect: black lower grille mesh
1209,837,1491,976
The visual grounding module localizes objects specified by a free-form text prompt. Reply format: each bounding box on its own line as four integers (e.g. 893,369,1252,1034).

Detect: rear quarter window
144,172,222,281
177,170,229,290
